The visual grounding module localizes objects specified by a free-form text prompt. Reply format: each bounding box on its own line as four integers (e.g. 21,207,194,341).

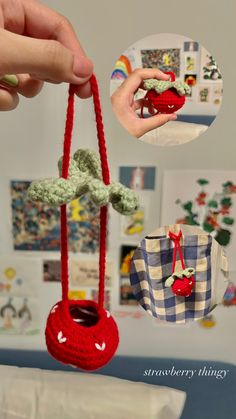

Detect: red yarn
141,72,186,117
169,230,195,298
45,75,119,371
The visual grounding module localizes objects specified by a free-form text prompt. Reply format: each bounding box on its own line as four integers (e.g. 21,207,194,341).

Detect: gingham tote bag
130,225,218,323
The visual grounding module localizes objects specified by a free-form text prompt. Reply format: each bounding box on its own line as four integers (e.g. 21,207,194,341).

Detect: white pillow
140,120,208,146
0,365,186,419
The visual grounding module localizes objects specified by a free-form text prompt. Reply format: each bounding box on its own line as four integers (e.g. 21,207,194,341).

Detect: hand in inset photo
110,34,223,146
111,68,179,138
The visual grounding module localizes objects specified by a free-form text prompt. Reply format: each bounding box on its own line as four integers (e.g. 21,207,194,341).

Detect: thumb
138,113,177,137
0,28,93,84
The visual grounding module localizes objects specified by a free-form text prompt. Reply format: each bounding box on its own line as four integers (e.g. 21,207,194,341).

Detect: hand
111,68,177,138
0,0,93,111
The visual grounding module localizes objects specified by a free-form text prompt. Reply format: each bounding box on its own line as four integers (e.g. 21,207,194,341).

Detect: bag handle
60,75,109,310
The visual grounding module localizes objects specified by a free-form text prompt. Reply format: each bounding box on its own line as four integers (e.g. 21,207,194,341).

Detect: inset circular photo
110,33,223,146
130,224,228,323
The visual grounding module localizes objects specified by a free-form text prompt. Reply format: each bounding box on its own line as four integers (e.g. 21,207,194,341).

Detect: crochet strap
169,230,185,273
60,75,110,309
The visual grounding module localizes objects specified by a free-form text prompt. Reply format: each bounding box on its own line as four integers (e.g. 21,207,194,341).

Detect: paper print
184,74,197,86
113,310,145,319
222,273,236,307
68,290,87,300
119,167,156,190
141,48,180,77
11,181,100,253
43,260,61,282
120,277,138,306
91,289,111,310
184,41,199,52
120,245,137,277
70,260,113,287
212,86,223,106
161,171,236,269
200,48,222,82
184,53,197,72
120,206,146,238
0,256,40,298
198,85,212,103
198,314,216,328
0,296,40,335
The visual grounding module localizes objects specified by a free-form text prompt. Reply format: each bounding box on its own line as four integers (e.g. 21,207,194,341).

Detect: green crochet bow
165,267,195,287
143,79,191,96
27,149,139,215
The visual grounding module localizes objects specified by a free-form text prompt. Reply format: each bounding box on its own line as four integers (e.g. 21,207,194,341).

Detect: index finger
118,68,170,96
21,0,88,59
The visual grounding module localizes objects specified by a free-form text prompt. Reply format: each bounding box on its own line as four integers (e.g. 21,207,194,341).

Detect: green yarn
143,79,191,96
165,268,195,287
28,149,139,215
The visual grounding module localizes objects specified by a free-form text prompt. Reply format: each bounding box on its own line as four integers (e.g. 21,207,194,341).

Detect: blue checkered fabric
130,234,212,323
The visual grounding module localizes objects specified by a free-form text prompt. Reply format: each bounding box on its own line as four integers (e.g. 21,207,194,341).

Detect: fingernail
170,114,177,120
0,75,18,87
73,56,93,79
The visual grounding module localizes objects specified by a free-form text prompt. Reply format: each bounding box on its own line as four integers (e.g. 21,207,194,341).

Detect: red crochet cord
169,230,185,273
60,75,110,309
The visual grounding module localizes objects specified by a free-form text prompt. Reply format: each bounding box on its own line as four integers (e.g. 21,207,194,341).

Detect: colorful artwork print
119,167,156,190
91,289,111,310
161,171,236,269
222,279,236,306
111,55,132,80
70,260,113,287
11,181,100,253
120,207,145,238
184,42,199,52
184,74,197,86
175,178,236,247
68,290,87,300
120,277,137,306
0,297,40,335
43,260,61,282
200,49,222,82
141,48,180,77
120,245,137,277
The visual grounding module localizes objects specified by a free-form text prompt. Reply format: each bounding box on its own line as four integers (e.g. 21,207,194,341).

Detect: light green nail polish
0,75,18,87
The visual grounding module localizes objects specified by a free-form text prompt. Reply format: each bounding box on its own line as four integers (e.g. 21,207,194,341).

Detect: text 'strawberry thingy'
165,230,195,297
140,72,190,117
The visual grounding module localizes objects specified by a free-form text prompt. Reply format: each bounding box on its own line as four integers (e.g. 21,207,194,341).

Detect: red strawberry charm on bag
165,230,195,298
140,72,190,117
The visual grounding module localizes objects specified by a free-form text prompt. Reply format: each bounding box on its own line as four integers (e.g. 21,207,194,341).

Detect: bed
0,349,234,419
140,114,216,146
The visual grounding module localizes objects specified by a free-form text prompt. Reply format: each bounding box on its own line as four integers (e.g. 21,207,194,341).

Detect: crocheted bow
165,230,195,297
28,148,139,215
143,78,191,96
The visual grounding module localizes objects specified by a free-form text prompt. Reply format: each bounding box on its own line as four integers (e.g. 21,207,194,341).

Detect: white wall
0,0,235,364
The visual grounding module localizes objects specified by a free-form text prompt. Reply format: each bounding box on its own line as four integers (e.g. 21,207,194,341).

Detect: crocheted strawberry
46,299,119,371
165,268,195,297
141,72,190,116
165,231,195,298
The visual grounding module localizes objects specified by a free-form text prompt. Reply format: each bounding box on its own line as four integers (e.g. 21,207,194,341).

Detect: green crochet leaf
28,149,139,215
183,268,195,278
28,178,77,206
172,270,184,279
142,78,191,96
165,276,175,287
